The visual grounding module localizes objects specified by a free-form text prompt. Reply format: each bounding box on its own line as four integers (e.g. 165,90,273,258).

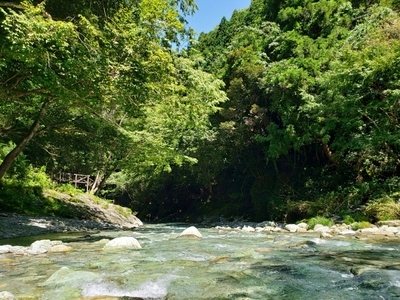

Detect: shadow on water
0,231,113,246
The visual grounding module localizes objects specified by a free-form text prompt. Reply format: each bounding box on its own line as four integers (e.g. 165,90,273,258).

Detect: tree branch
14,88,49,98
0,2,25,9
37,115,84,133
0,97,53,180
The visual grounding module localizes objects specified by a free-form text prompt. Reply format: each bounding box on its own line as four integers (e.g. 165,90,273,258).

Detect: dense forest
1,0,400,224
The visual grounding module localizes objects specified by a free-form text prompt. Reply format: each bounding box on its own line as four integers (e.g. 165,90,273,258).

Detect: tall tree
0,0,226,192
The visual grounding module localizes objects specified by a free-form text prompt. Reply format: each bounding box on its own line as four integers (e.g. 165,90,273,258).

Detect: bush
342,215,355,225
57,183,81,196
351,221,373,230
364,195,400,221
285,201,322,223
307,216,334,229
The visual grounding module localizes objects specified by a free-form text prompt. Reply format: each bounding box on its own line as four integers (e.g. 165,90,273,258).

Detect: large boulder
284,224,299,233
103,236,142,249
179,226,202,238
297,222,309,230
40,266,100,300
28,240,63,255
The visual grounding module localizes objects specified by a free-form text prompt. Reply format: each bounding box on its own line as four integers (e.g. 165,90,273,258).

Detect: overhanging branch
0,2,25,9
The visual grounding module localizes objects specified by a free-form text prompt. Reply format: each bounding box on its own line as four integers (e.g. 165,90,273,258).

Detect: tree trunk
0,98,52,180
90,152,116,195
321,140,338,166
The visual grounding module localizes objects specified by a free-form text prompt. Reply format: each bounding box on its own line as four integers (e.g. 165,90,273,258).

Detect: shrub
285,201,322,223
307,216,334,229
351,221,373,230
364,195,400,221
57,183,81,196
342,215,355,225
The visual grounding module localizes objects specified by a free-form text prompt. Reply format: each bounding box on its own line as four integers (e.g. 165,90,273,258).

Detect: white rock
242,225,255,232
339,229,357,236
331,227,344,234
0,245,11,254
383,226,399,233
380,225,389,230
297,222,309,230
284,224,299,233
215,226,231,230
179,226,203,238
320,232,333,238
0,291,16,300
373,230,395,236
28,240,62,255
263,226,275,232
359,227,379,234
313,225,331,233
11,246,28,255
103,237,142,249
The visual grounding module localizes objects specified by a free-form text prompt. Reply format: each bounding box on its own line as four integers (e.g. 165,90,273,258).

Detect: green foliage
56,184,81,197
286,201,322,223
186,0,400,224
2,0,400,224
0,147,70,216
307,216,334,229
364,195,400,221
342,215,355,225
351,221,373,230
0,142,52,188
0,142,29,179
0,0,225,198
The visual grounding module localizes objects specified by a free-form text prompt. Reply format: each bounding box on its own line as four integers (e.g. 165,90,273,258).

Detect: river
1,223,400,299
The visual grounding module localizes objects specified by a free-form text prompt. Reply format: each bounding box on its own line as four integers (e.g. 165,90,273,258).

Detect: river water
1,223,400,299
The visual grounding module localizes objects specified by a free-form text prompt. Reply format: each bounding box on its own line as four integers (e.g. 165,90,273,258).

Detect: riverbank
0,213,133,239
2,210,400,241
0,188,143,239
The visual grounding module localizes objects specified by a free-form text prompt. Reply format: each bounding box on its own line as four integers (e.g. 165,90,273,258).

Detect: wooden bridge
56,172,94,193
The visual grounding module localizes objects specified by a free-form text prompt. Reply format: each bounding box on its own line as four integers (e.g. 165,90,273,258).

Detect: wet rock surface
0,213,123,239
0,192,142,239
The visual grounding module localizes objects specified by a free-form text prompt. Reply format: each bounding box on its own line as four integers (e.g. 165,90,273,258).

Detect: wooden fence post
86,175,90,193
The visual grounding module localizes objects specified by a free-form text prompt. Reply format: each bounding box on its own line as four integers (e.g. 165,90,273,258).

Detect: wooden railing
56,172,94,193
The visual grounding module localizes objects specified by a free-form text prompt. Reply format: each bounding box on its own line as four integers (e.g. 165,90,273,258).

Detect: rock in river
0,291,16,300
179,226,203,238
103,236,142,250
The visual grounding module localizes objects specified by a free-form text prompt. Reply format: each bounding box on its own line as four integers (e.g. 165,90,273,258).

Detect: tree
0,4,97,180
0,0,225,194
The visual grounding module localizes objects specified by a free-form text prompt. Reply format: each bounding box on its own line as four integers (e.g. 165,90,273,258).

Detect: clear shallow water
1,223,400,299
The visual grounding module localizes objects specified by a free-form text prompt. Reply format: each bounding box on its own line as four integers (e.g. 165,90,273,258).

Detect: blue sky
186,0,251,35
